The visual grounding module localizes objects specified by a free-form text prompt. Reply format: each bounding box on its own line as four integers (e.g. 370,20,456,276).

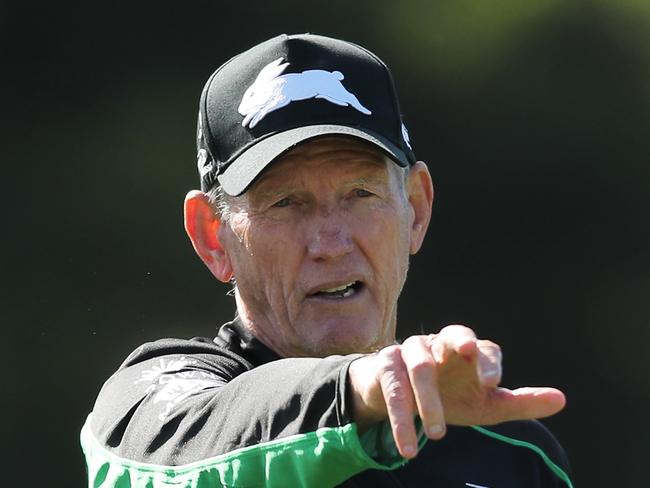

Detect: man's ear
406,161,434,255
184,190,233,283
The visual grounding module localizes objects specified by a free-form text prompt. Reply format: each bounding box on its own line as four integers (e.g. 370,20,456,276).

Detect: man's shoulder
90,336,252,425
443,420,571,484
430,420,568,462
91,335,256,405
485,419,566,456
87,336,254,454
364,420,571,488
478,419,570,474
117,336,251,371
341,420,572,488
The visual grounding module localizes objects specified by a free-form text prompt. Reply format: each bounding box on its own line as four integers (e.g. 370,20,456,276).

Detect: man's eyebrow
344,174,388,187
255,186,300,198
250,158,390,197
256,174,387,196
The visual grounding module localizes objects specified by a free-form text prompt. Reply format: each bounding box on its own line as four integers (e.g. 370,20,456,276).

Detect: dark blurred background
3,0,649,486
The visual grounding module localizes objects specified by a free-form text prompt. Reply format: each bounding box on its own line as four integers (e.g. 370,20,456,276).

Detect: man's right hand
347,325,566,459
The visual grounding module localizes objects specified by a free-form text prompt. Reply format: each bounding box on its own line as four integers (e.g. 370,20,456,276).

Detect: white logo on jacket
238,57,372,129
134,357,222,421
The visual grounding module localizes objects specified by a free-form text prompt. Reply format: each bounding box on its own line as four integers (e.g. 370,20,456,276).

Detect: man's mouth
310,281,363,299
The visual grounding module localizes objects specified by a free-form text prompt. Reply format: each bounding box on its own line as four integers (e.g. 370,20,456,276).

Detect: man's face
219,137,419,357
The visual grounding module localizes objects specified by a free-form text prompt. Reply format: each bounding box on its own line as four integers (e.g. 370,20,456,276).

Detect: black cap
197,33,416,196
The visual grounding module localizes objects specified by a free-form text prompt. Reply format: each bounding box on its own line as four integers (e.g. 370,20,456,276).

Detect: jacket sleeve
80,339,407,488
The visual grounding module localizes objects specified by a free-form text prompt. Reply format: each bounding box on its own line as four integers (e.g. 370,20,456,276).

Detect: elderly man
81,34,572,487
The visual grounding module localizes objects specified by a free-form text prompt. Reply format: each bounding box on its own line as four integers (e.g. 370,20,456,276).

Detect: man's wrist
348,354,387,433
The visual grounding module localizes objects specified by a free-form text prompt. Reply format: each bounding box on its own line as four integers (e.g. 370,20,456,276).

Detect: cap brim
217,124,409,196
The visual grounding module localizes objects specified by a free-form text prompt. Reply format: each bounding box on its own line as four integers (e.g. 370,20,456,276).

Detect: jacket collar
214,315,282,367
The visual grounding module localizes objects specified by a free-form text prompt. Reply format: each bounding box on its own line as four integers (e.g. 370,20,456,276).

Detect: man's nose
306,208,354,261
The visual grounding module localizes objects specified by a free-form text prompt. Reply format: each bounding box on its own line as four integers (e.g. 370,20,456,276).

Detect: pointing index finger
481,386,567,424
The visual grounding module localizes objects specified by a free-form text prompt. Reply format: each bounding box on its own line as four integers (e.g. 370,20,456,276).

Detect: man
81,33,572,487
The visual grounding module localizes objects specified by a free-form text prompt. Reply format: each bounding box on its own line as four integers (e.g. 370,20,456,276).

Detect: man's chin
300,321,387,357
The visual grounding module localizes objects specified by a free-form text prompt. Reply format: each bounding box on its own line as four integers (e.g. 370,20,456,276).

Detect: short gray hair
207,184,236,222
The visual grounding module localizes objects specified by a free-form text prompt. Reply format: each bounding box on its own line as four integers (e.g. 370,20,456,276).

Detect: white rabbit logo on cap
238,57,372,129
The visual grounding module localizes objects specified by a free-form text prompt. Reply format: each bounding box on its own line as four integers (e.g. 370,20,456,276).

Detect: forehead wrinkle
252,154,390,194
278,146,389,168
275,135,389,163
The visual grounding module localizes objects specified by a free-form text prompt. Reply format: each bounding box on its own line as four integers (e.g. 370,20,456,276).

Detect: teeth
320,282,355,293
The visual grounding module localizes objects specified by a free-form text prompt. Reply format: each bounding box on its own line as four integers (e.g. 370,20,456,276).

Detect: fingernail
479,367,500,381
403,444,416,457
427,424,444,437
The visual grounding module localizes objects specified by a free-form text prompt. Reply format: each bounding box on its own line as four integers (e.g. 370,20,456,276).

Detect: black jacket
81,318,572,487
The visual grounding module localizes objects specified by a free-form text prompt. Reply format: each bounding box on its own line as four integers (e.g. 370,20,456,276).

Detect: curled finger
476,339,502,388
435,325,479,363
401,336,446,440
377,345,419,458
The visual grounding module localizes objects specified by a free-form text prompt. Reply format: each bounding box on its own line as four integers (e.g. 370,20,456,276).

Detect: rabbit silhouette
238,57,372,128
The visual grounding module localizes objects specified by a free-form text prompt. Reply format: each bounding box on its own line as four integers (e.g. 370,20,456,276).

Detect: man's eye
355,189,373,198
272,197,292,208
